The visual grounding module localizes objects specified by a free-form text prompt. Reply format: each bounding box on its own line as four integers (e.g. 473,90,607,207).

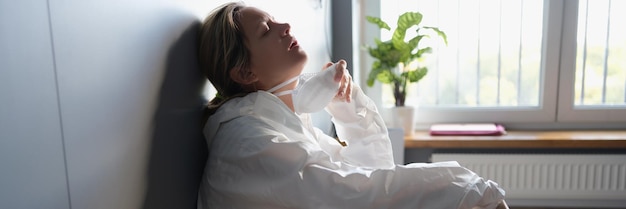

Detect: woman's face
238,6,307,90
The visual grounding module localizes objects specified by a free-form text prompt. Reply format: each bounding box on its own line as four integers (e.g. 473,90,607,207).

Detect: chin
297,55,308,69
290,51,307,65
297,49,308,59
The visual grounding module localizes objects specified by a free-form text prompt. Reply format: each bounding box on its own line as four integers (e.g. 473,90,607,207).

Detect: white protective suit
198,84,505,209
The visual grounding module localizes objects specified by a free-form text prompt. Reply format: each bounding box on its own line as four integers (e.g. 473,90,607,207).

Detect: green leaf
377,70,395,84
367,61,383,87
405,67,428,83
406,35,424,53
424,26,448,45
392,12,423,52
366,16,391,31
368,47,381,59
410,47,432,60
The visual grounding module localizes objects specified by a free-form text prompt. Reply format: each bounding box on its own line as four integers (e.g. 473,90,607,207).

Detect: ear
230,67,258,85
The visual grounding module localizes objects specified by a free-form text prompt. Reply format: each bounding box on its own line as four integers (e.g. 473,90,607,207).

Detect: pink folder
429,123,507,136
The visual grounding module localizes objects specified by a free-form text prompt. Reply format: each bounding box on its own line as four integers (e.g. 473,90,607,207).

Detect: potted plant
364,11,447,134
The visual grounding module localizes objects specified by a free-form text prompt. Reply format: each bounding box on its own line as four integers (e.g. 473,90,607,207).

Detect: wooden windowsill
405,130,626,149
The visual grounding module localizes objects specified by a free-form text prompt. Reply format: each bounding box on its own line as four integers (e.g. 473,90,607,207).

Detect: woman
197,2,508,209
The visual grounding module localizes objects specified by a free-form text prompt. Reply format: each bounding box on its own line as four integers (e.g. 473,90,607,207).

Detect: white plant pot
388,106,416,136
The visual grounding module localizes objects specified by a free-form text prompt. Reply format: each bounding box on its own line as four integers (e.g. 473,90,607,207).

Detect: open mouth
289,39,298,50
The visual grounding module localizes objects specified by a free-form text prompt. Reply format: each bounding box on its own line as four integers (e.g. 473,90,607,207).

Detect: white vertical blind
574,0,626,107
379,0,544,108
557,0,626,123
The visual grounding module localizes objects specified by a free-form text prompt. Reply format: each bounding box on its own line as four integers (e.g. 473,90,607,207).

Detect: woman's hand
322,59,352,103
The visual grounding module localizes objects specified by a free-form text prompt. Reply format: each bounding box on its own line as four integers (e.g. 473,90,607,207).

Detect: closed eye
259,22,270,37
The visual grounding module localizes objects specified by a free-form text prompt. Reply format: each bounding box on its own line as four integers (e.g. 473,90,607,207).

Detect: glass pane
378,0,543,108
574,0,626,107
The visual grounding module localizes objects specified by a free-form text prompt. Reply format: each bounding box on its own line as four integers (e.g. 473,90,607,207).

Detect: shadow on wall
142,20,208,209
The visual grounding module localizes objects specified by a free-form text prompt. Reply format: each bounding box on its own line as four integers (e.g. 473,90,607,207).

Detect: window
557,0,626,122
573,0,625,106
359,0,626,128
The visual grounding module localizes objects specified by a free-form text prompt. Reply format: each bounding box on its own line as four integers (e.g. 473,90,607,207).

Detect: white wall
0,1,70,209
0,0,331,209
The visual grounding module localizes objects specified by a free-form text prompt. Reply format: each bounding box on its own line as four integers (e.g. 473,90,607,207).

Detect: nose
280,22,291,36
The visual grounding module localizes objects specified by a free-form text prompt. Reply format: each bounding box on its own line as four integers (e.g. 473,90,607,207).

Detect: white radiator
432,154,626,207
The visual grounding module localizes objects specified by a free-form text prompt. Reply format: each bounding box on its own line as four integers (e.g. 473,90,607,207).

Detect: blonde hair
199,1,251,116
